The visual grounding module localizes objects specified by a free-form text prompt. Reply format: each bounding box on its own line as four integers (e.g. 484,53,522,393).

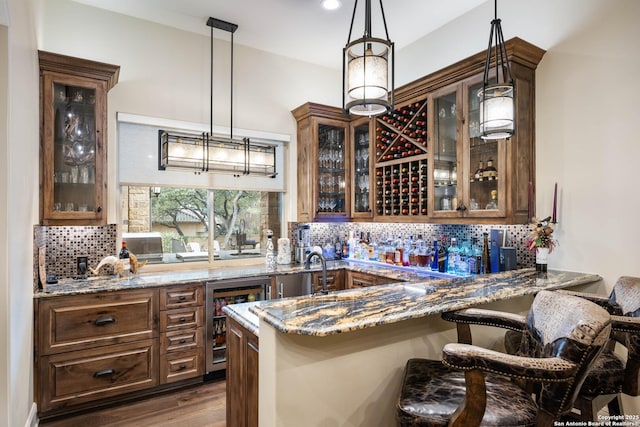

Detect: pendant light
343,0,394,117
159,17,277,177
479,0,514,140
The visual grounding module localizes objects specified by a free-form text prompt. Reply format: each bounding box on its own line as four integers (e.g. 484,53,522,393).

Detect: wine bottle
119,241,130,274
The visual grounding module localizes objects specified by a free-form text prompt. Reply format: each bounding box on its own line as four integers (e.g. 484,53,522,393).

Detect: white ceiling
71,0,487,69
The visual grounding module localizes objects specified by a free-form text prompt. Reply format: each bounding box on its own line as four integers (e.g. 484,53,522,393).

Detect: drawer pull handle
179,339,187,344
179,296,186,301
179,317,186,322
94,368,115,378
179,364,187,370
94,317,115,326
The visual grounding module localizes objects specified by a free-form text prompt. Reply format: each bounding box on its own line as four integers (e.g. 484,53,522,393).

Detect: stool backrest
520,291,611,415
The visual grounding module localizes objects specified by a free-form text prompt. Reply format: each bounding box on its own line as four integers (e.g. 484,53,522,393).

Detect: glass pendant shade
342,0,394,117
345,39,391,116
479,84,514,139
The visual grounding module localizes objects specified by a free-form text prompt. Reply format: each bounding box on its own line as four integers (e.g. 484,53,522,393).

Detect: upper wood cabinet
292,103,352,222
39,51,120,225
294,38,544,225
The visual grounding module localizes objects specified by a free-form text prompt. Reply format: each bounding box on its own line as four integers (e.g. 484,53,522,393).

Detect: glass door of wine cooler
316,123,348,220
351,118,372,219
465,77,506,217
205,277,270,373
431,87,461,217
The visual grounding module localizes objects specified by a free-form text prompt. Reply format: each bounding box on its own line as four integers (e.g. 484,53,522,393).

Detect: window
121,186,282,266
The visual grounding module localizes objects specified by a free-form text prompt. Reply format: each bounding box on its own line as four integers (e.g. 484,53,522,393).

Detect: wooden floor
39,379,226,427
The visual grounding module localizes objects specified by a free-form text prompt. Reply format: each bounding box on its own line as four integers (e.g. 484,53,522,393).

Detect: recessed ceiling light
321,0,342,11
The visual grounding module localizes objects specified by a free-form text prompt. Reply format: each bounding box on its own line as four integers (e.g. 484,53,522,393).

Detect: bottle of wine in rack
375,159,428,218
376,99,428,162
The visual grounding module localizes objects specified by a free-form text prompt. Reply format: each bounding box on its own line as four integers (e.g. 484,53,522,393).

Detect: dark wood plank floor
39,379,226,427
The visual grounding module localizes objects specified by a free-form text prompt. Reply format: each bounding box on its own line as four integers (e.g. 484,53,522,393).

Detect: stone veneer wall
123,186,152,233
287,222,535,269
33,224,117,286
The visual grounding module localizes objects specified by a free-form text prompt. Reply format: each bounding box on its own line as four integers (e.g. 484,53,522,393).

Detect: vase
536,247,549,273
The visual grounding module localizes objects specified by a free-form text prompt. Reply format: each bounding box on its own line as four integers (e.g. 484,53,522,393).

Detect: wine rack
375,158,428,217
375,100,428,162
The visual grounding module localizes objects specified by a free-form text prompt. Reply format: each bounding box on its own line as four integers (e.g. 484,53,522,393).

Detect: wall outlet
77,256,88,277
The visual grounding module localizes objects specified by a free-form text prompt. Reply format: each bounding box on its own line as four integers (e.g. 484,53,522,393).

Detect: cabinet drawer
38,339,158,412
160,349,204,384
160,306,203,332
160,284,203,310
348,272,377,288
161,327,203,354
37,289,158,355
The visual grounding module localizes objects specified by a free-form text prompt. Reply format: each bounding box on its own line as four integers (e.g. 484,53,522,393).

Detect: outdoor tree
152,188,209,237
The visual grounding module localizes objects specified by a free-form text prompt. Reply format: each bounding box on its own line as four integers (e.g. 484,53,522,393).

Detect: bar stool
507,276,640,421
396,290,611,427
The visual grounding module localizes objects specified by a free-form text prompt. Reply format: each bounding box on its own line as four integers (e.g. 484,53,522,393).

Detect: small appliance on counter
294,224,311,263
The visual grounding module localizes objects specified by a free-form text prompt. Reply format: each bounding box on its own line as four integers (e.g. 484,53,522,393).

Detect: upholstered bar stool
396,290,611,427
506,276,640,421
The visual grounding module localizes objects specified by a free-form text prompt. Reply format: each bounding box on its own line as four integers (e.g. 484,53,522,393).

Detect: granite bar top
224,301,261,336
247,269,601,337
33,259,429,298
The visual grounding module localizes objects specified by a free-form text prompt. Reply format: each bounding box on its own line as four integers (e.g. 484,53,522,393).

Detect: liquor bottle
119,241,131,274
368,233,378,261
334,236,342,260
447,238,459,274
483,159,497,180
474,161,485,181
456,240,470,276
265,232,276,271
482,232,491,274
467,238,483,275
485,190,498,209
439,236,447,272
430,240,439,271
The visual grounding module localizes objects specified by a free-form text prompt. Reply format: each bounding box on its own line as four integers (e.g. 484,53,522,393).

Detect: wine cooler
205,276,271,373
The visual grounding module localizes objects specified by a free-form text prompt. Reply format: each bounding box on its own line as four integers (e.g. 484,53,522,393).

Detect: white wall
38,0,343,226
1,0,39,425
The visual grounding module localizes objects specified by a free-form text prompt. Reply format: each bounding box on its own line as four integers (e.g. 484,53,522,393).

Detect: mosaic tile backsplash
34,224,117,286
287,222,535,269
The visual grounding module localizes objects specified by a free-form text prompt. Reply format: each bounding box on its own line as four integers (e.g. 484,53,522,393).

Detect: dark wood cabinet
311,269,345,293
292,103,351,222
295,38,544,224
226,316,259,427
38,51,119,225
346,271,402,288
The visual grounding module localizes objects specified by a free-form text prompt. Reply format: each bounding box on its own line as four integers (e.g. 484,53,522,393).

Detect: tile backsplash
287,222,535,269
34,224,117,286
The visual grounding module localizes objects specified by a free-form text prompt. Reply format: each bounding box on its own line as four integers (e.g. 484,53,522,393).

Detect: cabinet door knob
94,368,115,378
96,206,103,213
94,316,115,326
178,364,187,370
456,204,467,212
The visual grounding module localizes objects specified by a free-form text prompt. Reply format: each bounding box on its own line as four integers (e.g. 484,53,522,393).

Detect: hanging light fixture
478,0,514,140
343,0,394,117
158,17,277,177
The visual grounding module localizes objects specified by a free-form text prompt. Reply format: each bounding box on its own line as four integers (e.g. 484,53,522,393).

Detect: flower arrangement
526,216,557,253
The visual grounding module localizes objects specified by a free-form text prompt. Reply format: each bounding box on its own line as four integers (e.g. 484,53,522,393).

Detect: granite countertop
33,259,435,298
245,269,601,337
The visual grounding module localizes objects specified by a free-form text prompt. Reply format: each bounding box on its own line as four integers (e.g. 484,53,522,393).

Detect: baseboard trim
25,402,38,427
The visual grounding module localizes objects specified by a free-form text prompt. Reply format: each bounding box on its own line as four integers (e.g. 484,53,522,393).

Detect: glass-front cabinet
292,103,350,222
39,51,119,225
350,118,373,219
431,87,461,217
465,77,506,218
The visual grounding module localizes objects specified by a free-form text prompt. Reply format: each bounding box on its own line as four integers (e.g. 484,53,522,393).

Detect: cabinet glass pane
433,92,458,212
52,83,97,213
318,124,346,214
468,81,499,211
353,123,370,213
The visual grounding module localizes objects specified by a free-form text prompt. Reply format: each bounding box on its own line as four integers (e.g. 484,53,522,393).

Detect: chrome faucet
304,250,328,295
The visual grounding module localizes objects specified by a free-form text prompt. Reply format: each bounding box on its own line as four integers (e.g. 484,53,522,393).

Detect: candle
552,182,558,223
527,181,533,222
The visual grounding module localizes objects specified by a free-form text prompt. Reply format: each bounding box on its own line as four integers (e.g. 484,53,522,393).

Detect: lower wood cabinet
311,269,345,293
226,316,259,427
35,284,205,419
39,339,158,412
347,271,402,288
